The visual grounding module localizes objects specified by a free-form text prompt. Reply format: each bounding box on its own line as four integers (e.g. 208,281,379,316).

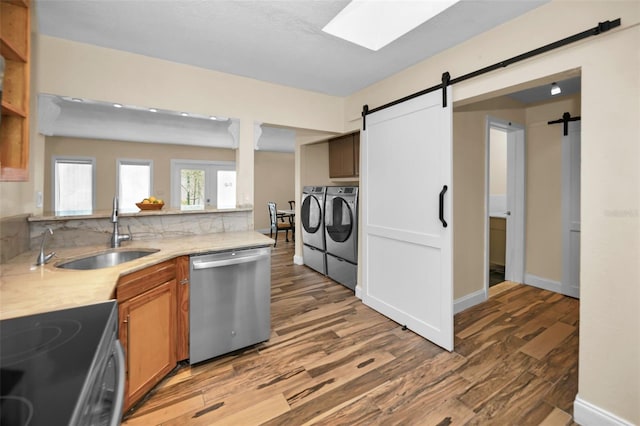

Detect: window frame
170,159,236,209
116,158,154,211
51,156,97,214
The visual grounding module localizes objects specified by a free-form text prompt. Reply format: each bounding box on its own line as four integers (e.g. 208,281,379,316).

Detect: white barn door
361,88,453,351
561,121,581,298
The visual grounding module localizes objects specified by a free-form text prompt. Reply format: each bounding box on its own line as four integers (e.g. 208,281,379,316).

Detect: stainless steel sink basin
56,248,160,270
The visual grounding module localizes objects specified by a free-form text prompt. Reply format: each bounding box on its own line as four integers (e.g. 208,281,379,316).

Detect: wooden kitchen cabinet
353,132,360,176
489,217,506,267
175,255,190,361
329,132,359,178
0,0,31,181
117,260,178,411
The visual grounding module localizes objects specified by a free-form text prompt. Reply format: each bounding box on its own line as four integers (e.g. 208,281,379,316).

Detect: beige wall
43,136,235,212
348,2,639,422
254,151,295,231
525,95,581,282
1,0,637,422
0,33,346,220
452,107,525,299
452,94,580,296
300,142,333,187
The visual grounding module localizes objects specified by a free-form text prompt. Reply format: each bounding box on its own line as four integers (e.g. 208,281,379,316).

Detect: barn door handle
439,185,448,228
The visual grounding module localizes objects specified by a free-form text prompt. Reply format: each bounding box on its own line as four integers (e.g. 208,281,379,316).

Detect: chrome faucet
36,227,55,265
110,196,132,248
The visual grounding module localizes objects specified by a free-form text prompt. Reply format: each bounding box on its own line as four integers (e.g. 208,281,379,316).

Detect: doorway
485,117,525,292
170,160,236,209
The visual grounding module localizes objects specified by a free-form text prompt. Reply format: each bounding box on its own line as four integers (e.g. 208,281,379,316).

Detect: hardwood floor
122,241,579,425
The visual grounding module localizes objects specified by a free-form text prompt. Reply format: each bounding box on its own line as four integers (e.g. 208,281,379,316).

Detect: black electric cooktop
0,301,116,426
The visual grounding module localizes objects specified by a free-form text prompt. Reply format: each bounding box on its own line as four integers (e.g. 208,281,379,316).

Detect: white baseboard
454,288,487,314
524,273,561,293
574,395,634,426
355,285,362,300
293,254,303,265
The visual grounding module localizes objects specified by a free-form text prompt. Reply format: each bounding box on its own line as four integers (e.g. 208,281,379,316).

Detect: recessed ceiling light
209,116,218,120
113,103,123,108
323,0,460,51
551,82,562,96
71,98,83,102
149,108,158,112
180,112,189,117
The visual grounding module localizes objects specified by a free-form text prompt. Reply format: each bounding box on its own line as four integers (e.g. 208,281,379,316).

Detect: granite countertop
28,206,253,222
0,231,274,320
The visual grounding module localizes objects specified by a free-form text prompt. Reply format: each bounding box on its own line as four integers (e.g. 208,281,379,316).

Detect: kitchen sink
56,248,160,270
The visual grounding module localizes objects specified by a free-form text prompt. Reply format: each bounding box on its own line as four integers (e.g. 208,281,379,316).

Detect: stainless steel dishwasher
189,246,271,364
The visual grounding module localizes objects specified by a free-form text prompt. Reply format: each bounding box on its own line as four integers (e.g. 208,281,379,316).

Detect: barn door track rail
361,18,621,130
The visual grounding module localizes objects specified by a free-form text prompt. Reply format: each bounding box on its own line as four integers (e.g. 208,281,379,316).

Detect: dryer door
301,195,323,234
325,196,354,243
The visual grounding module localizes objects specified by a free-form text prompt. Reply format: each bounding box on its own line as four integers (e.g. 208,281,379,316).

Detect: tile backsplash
0,215,30,263
28,209,253,251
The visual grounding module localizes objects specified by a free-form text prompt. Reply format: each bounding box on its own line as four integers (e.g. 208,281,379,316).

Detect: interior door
361,88,453,351
561,121,581,298
504,124,526,284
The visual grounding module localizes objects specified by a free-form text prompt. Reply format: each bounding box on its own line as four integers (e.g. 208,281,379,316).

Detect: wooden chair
268,201,294,246
288,200,295,210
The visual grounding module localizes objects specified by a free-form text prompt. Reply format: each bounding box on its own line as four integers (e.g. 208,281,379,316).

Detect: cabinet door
329,134,355,178
353,132,360,177
0,1,31,181
119,279,177,410
175,256,190,361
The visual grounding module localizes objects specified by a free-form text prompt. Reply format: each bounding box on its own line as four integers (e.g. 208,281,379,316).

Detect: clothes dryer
325,186,358,263
301,186,326,275
324,186,358,290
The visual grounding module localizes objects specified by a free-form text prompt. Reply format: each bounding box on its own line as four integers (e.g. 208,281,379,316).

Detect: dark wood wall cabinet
0,0,31,181
329,132,359,179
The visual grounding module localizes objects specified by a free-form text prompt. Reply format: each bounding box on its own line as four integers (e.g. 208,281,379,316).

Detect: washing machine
301,186,327,275
324,186,358,290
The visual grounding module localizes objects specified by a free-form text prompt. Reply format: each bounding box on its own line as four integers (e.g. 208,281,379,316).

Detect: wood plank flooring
122,241,579,425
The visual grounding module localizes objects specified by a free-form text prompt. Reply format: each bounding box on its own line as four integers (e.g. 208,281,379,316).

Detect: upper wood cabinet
329,132,359,178
0,0,31,181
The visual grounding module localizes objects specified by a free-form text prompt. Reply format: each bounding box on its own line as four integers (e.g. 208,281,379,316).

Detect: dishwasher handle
192,253,268,270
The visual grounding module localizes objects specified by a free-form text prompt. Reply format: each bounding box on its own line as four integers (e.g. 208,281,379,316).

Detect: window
216,170,237,209
117,159,153,212
171,160,236,210
52,157,95,215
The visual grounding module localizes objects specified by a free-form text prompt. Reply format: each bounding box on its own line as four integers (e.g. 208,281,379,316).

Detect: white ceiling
35,0,549,97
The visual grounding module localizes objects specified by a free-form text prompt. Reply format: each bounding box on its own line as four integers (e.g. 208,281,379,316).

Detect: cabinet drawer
117,260,176,302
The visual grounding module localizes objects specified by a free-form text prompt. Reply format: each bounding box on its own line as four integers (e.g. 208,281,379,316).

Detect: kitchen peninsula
1,225,273,411
0,228,273,320
27,206,254,250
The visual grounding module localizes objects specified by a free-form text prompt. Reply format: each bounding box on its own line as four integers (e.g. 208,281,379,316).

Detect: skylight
323,0,460,51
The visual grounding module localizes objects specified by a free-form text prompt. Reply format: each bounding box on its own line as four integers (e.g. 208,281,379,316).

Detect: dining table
277,209,295,241
277,209,295,218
